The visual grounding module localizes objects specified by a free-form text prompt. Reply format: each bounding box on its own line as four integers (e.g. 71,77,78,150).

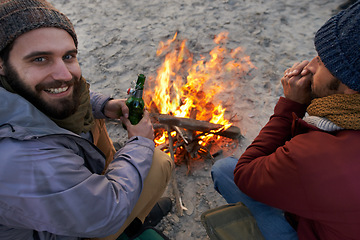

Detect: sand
50,0,344,239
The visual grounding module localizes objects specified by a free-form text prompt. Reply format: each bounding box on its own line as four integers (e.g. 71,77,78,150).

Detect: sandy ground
50,0,344,239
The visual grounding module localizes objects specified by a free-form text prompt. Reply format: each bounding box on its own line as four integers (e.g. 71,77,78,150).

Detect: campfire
145,32,256,167
119,32,259,215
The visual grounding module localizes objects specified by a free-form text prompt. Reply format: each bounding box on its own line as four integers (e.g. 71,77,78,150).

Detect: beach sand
50,0,343,239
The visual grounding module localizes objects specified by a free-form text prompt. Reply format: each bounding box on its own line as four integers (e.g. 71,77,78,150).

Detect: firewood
173,126,191,144
166,125,185,216
152,113,242,139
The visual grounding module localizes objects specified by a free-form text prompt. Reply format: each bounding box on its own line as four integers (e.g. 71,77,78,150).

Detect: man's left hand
103,99,129,119
281,61,312,105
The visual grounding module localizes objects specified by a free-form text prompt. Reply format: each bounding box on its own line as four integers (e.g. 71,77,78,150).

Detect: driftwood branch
166,125,186,216
152,113,242,139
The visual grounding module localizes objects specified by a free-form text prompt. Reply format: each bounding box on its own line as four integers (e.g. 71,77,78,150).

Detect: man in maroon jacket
212,1,360,240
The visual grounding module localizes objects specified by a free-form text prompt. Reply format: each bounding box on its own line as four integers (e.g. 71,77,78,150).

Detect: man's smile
44,86,69,94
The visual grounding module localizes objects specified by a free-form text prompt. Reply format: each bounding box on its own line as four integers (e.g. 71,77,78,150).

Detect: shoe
118,198,172,239
121,217,143,239
143,197,172,227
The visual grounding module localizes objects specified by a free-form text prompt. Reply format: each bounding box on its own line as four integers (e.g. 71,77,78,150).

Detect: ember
145,32,256,165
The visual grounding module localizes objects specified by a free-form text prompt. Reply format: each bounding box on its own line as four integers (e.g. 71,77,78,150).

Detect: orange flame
145,32,256,150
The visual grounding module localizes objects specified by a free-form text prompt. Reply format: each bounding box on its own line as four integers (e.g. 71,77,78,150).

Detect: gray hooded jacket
0,88,154,239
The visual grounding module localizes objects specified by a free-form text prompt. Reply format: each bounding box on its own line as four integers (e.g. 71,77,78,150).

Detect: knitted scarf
305,94,360,131
0,75,94,134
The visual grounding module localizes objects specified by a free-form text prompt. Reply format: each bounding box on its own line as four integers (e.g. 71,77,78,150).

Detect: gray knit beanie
0,0,77,54
314,1,360,92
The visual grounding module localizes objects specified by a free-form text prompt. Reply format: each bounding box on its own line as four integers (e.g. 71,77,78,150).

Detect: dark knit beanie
314,1,360,92
0,0,77,54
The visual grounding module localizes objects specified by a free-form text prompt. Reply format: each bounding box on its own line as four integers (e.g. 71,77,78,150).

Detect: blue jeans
211,157,298,240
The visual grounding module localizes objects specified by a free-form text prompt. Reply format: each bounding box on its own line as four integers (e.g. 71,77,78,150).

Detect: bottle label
135,89,143,98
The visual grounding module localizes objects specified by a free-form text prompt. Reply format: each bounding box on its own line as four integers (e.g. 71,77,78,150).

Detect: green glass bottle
125,74,146,125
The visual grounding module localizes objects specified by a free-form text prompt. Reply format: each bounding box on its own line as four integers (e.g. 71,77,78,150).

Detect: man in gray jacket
0,0,173,239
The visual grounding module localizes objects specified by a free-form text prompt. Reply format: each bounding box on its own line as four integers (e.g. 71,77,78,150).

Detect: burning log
152,115,242,216
152,113,242,139
151,113,241,168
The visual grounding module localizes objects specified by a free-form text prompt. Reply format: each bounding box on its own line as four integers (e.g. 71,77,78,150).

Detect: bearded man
0,1,173,239
211,1,360,240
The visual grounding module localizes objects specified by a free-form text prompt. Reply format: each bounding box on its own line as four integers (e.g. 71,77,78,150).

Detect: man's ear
0,59,4,76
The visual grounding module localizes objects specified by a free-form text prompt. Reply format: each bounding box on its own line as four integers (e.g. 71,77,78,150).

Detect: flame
146,32,256,153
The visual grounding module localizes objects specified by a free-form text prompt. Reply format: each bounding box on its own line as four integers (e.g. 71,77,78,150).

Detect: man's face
305,56,347,99
0,27,82,119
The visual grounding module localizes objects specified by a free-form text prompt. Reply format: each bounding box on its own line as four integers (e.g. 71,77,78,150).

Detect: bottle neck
134,89,143,98
135,74,146,89
134,74,145,98
135,84,144,91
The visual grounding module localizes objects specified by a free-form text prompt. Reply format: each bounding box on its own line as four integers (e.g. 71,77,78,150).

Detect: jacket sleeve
234,97,308,210
90,91,112,119
0,134,154,238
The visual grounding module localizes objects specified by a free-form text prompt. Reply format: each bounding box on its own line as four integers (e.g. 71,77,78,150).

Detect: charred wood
152,113,242,139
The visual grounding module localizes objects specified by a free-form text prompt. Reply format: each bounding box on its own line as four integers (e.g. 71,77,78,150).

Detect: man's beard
4,63,82,119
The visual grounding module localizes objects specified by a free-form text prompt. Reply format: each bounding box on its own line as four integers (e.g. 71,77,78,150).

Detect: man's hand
104,99,154,140
103,99,129,119
121,110,154,140
281,60,312,105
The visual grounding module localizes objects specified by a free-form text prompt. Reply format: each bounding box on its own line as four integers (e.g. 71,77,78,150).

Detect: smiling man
2,28,82,119
0,1,173,240
211,1,360,240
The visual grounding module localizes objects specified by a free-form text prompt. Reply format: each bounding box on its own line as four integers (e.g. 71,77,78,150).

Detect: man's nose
51,60,72,81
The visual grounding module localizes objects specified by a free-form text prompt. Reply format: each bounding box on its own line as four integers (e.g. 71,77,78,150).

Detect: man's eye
34,57,46,62
64,54,75,60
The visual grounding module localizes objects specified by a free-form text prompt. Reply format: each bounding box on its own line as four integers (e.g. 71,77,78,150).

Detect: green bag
201,202,265,240
117,227,169,240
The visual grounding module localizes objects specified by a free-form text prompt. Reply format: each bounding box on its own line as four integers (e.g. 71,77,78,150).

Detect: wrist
102,97,113,118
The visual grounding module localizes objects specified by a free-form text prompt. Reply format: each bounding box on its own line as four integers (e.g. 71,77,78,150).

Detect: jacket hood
0,87,76,140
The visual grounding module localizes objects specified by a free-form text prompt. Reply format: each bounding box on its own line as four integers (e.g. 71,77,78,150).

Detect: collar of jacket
291,112,324,137
0,87,76,140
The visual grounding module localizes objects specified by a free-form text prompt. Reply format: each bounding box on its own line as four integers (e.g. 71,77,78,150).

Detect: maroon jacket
234,97,360,240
